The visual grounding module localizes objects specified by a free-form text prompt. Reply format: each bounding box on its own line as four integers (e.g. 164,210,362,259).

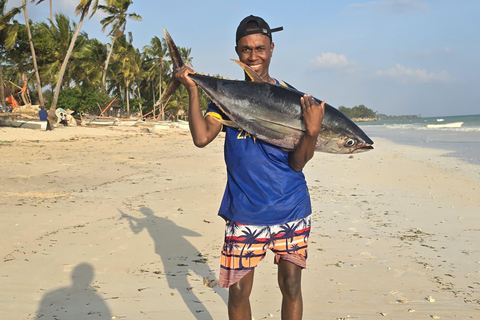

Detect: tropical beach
1,125,479,319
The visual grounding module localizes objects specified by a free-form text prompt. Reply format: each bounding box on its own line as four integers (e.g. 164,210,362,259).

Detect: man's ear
235,46,239,55
270,42,275,54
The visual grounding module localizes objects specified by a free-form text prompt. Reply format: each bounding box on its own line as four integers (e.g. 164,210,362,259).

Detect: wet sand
0,126,479,319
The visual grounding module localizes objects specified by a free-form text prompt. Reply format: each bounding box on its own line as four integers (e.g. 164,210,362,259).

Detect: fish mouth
353,143,374,153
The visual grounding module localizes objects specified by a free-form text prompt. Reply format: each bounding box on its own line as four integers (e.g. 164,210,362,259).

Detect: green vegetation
338,105,377,120
338,105,421,121
0,0,210,119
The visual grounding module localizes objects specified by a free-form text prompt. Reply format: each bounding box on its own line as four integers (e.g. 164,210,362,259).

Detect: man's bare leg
228,269,255,320
278,259,303,320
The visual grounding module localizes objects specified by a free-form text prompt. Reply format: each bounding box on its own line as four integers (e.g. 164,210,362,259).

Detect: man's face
236,33,274,80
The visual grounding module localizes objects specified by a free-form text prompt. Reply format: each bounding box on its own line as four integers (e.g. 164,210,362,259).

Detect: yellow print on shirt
237,129,252,140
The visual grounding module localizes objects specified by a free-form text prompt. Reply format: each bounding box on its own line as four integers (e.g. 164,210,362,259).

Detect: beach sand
1,125,479,319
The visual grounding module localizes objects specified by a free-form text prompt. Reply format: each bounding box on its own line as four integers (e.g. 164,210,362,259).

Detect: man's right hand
175,65,198,92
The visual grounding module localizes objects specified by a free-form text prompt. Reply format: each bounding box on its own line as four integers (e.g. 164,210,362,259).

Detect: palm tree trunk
125,80,130,117
101,36,117,91
152,81,155,118
23,0,45,106
0,65,5,105
137,86,142,116
50,9,87,111
49,0,52,21
159,64,164,121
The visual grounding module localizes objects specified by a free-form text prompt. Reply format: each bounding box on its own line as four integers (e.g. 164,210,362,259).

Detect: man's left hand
300,94,325,137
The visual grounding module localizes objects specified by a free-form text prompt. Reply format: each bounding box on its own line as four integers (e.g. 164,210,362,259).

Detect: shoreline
1,126,479,319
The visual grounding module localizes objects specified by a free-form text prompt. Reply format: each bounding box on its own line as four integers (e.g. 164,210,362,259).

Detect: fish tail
158,28,184,105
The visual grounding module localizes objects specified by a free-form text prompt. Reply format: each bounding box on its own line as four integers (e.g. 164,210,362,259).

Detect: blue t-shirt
205,82,311,226
39,109,48,121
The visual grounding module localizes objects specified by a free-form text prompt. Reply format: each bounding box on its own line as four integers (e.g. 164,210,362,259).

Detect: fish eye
344,139,356,147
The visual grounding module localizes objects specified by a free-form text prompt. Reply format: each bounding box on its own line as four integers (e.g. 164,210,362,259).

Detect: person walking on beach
176,15,325,320
38,106,52,130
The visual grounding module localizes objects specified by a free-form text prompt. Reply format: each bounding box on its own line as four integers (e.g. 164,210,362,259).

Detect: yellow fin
211,117,239,128
230,59,265,83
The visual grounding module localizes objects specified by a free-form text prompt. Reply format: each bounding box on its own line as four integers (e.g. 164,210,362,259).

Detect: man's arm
288,95,325,171
175,65,222,147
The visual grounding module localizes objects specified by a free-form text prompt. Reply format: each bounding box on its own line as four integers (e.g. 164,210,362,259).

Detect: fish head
318,105,374,154
318,129,374,154
340,134,374,153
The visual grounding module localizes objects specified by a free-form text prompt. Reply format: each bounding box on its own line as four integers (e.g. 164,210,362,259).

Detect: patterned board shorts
219,216,311,288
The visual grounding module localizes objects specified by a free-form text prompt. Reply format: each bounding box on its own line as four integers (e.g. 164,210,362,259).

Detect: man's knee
228,271,254,305
279,274,301,297
278,260,302,298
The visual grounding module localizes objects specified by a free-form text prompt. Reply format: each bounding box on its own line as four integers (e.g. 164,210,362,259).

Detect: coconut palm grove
0,0,212,121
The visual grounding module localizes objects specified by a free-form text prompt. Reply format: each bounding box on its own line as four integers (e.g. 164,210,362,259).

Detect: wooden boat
0,119,48,130
82,116,138,126
426,121,463,129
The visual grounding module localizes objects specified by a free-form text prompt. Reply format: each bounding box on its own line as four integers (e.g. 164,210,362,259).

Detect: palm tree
98,0,142,91
111,32,140,117
0,0,22,104
48,0,101,113
2,20,32,94
143,36,168,119
290,243,300,255
244,251,256,268
179,47,193,67
21,0,44,106
72,38,107,87
279,221,301,254
237,226,267,269
37,14,87,91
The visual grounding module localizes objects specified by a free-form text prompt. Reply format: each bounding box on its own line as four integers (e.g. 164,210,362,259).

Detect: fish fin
230,59,265,83
163,28,184,70
280,80,297,90
159,28,185,106
157,79,181,105
211,117,239,128
252,118,304,136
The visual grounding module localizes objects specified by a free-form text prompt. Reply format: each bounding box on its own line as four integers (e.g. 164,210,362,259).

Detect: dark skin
176,32,324,320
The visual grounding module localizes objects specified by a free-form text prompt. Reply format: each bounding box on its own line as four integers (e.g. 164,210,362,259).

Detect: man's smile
248,64,261,71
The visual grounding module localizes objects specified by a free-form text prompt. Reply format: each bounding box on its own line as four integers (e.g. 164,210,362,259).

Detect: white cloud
399,47,453,57
309,52,357,72
376,64,454,84
349,0,428,13
380,0,428,13
349,1,378,8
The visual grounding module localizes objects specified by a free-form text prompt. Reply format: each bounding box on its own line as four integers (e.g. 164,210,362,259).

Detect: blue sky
8,0,480,117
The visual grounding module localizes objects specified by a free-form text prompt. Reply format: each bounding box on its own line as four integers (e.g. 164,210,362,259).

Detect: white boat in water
426,121,463,128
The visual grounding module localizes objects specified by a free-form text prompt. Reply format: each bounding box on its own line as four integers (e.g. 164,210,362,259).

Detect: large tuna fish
162,28,374,154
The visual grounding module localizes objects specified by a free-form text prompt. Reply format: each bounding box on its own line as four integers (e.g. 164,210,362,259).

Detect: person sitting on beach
38,106,48,121
175,15,325,320
59,113,68,126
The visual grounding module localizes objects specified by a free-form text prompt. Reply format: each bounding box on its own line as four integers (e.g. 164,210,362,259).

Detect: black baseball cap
236,15,283,44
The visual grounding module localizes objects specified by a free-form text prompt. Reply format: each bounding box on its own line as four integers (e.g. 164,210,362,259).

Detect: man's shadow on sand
119,207,227,319
35,263,111,319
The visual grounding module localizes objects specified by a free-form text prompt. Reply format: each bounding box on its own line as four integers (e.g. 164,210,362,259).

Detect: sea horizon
359,114,480,167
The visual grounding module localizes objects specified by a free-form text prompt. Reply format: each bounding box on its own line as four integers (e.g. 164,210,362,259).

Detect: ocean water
359,114,480,166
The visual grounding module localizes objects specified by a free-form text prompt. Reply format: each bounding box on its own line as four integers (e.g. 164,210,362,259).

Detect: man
38,106,48,121
176,15,324,320
38,106,52,130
